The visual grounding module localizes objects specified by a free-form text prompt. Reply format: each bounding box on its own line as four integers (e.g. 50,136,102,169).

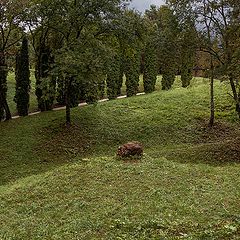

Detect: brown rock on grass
117,142,143,158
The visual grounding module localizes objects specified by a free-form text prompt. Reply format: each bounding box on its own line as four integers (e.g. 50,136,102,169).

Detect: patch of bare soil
196,121,240,163
167,138,240,165
169,120,240,165
193,120,240,143
35,123,96,163
202,138,240,163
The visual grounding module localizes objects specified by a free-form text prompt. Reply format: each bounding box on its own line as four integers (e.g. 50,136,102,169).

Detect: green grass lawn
7,70,38,115
1,77,240,239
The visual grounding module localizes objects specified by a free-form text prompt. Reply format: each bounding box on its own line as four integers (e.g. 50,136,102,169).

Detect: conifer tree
180,21,196,88
155,6,179,90
106,54,120,100
162,67,176,90
125,50,141,97
115,10,143,98
84,74,99,104
143,38,158,93
181,62,193,88
160,34,178,90
116,49,124,96
14,36,30,116
98,76,106,99
117,65,124,96
0,0,24,121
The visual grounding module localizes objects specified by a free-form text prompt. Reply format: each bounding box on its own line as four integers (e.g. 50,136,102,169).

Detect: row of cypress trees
13,32,191,117
1,5,197,121
12,36,168,117
106,43,159,101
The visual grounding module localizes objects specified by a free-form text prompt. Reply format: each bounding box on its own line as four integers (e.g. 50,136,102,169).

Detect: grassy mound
0,78,239,239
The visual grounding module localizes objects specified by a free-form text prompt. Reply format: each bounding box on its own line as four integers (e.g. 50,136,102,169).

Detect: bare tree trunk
209,56,215,127
0,51,11,121
229,74,240,118
65,77,71,126
3,96,12,121
209,77,215,127
66,98,71,126
236,85,240,118
236,101,240,118
203,2,215,128
0,91,11,121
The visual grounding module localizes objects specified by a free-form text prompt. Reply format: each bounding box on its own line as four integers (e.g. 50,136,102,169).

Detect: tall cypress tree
106,54,120,100
181,61,193,88
162,67,176,90
161,37,178,90
155,6,179,90
116,48,124,96
98,76,106,99
125,50,141,97
116,10,143,98
143,39,158,93
180,21,196,88
84,73,99,104
14,36,30,116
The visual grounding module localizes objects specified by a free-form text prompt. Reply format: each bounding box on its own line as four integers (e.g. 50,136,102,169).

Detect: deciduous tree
0,0,25,120
168,0,240,118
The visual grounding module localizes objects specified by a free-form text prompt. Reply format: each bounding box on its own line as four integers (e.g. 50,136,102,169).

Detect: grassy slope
6,73,161,116
0,78,240,239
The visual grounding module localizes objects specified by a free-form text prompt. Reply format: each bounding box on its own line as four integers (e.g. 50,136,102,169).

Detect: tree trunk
65,78,71,126
0,51,11,121
236,102,240,118
2,95,11,120
209,57,215,127
0,91,11,121
66,98,71,126
237,84,240,118
229,74,240,118
209,76,215,127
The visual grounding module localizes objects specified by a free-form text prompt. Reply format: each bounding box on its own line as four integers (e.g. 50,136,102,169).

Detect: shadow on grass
160,140,240,166
156,121,240,166
38,117,240,173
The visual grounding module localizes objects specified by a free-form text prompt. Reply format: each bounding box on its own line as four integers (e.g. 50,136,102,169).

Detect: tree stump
117,141,143,158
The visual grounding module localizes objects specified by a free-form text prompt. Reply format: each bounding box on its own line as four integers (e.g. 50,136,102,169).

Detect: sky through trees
130,0,164,12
